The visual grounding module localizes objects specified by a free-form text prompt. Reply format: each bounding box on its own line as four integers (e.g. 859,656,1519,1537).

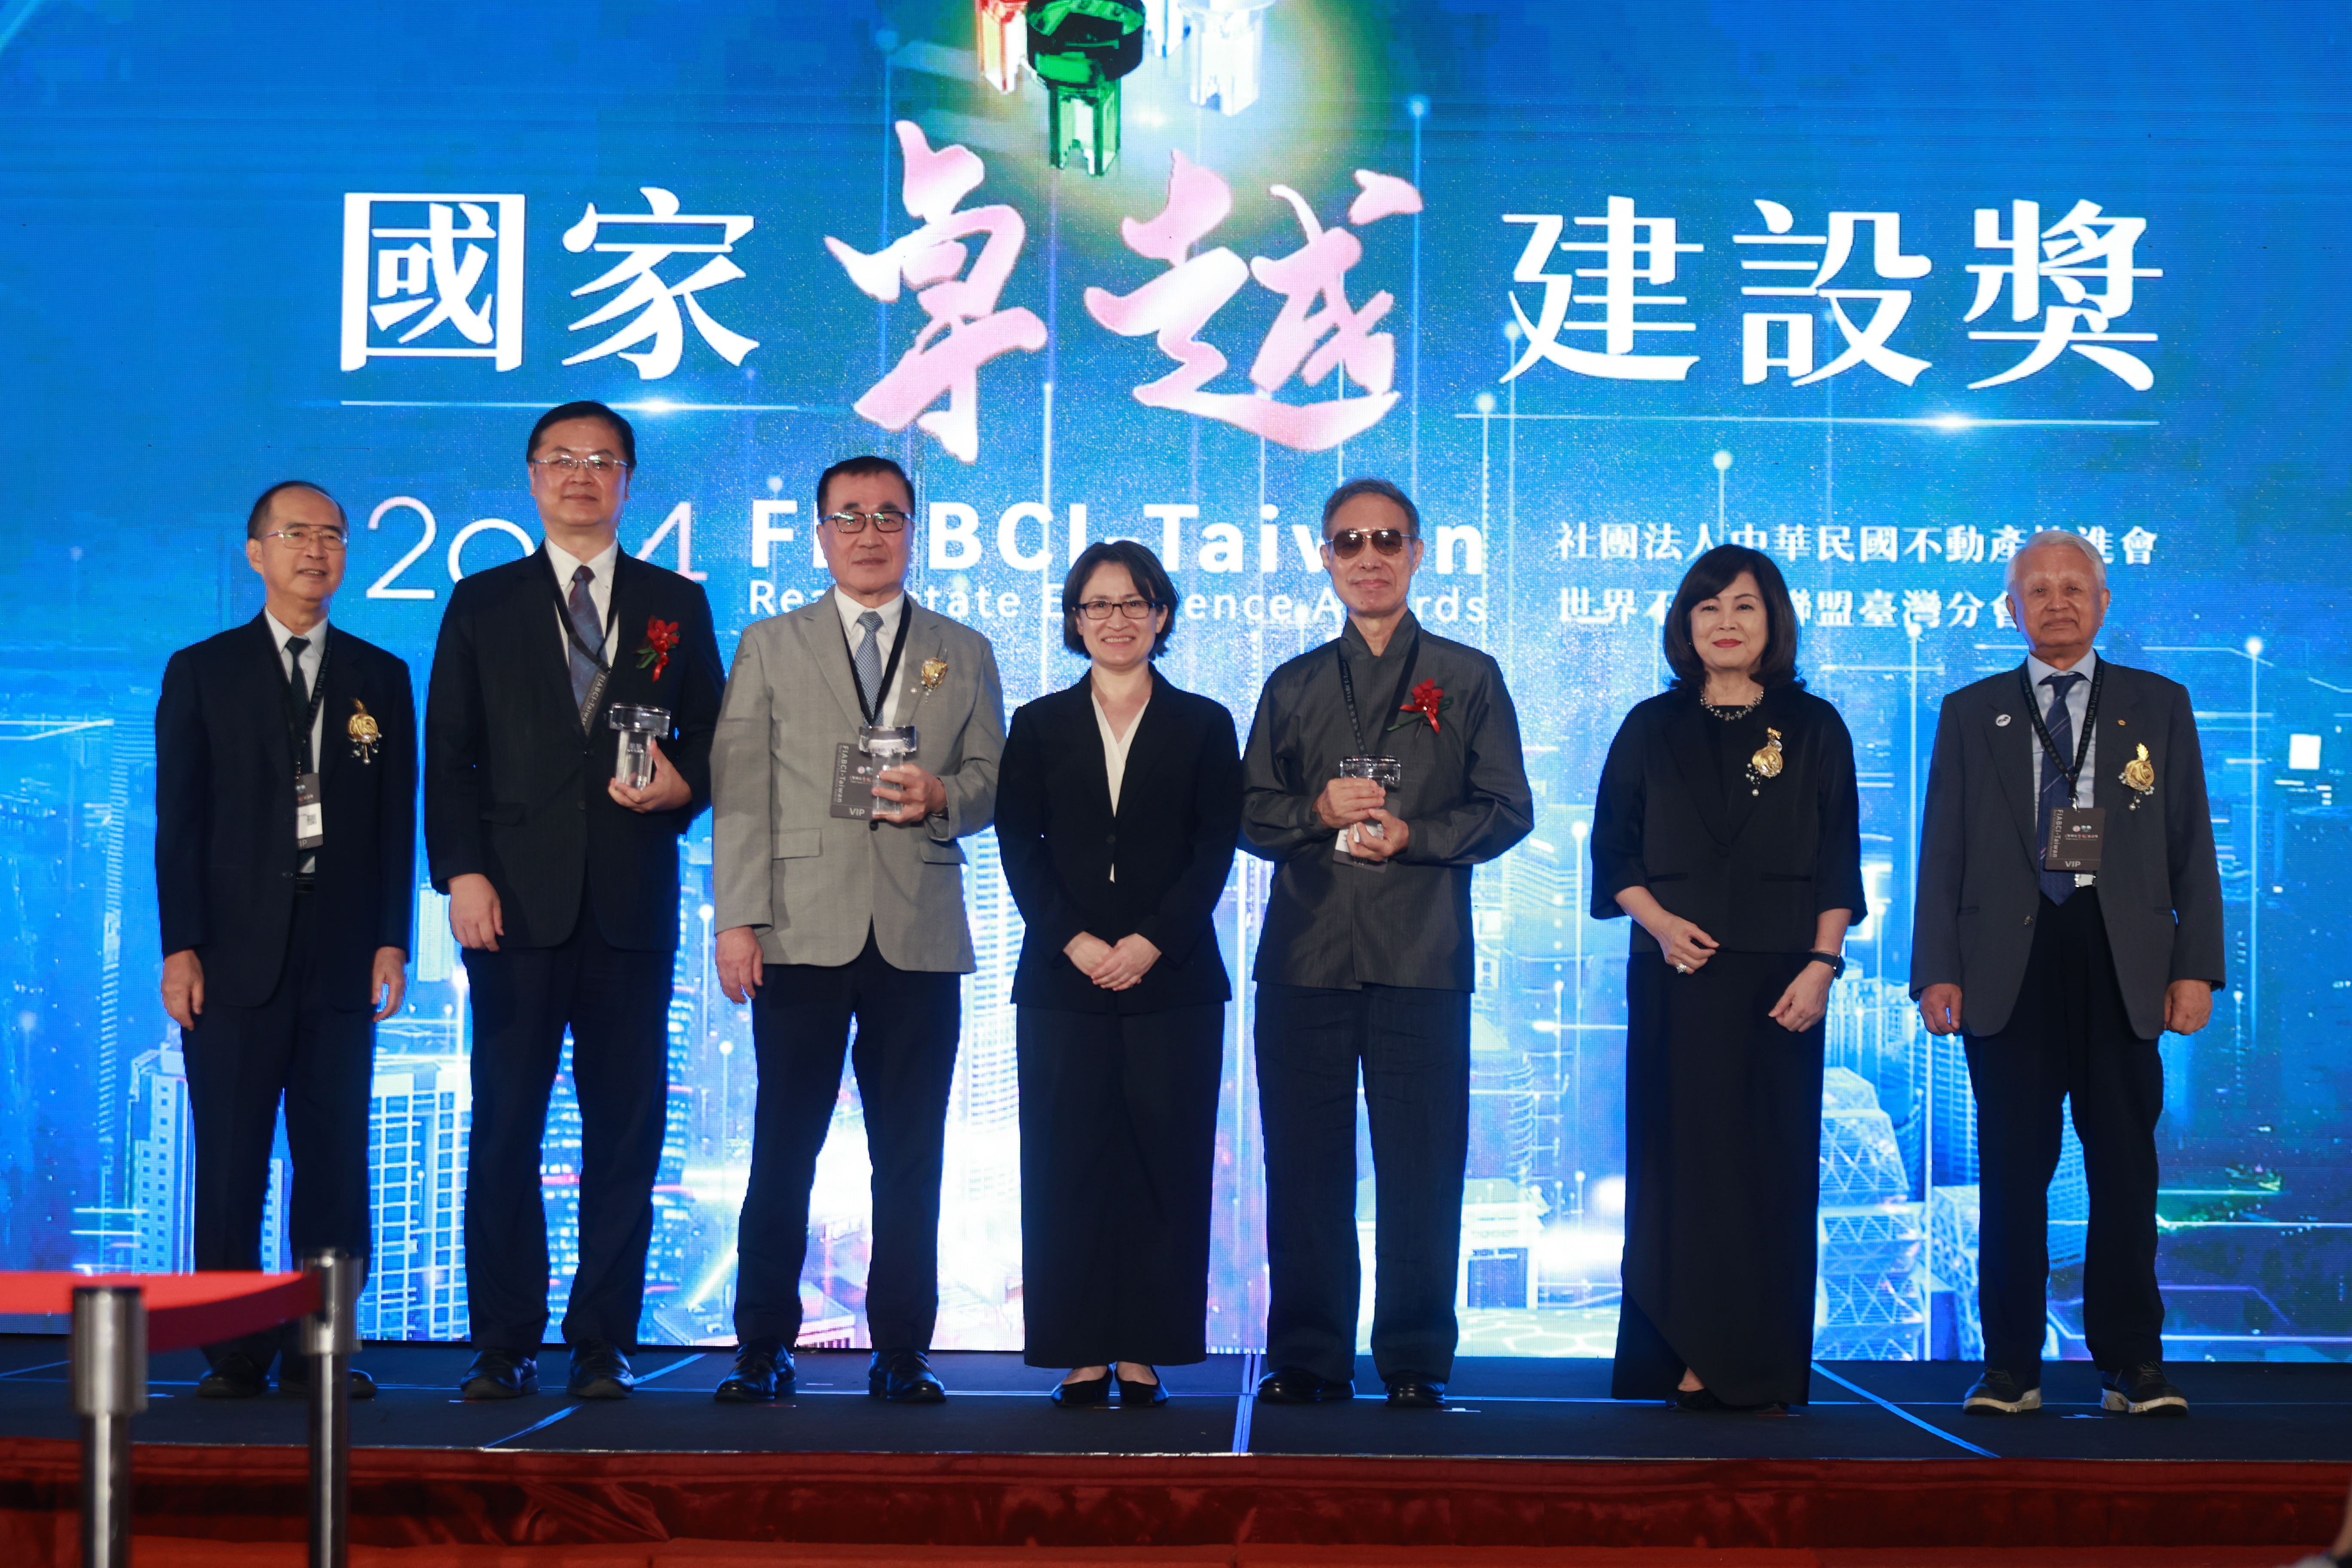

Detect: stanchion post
71,1284,148,1568
301,1249,356,1568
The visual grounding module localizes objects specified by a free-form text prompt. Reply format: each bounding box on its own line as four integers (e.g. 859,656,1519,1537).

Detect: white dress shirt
263,609,328,769
2024,646,2100,810
546,536,621,666
1093,684,1148,881
831,585,910,722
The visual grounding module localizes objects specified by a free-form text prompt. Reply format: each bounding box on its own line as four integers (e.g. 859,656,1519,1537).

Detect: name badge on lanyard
295,772,325,849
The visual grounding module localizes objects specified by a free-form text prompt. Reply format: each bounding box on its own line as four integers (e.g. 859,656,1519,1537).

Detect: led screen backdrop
3,0,2346,1363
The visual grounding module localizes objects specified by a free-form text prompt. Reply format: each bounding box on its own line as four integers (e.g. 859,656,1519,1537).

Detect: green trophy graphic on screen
1026,0,1145,176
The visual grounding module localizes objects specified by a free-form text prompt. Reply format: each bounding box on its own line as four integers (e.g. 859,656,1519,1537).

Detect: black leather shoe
1673,1385,1726,1412
2101,1362,2188,1418
714,1342,793,1403
1961,1368,2043,1416
1383,1372,1446,1409
1051,1369,1112,1407
459,1347,539,1400
567,1342,635,1399
1255,1365,1354,1404
277,1359,379,1400
1116,1366,1168,1407
195,1353,269,1399
869,1348,947,1403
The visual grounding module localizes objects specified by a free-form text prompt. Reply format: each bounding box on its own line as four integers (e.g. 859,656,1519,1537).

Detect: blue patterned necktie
566,564,602,713
2036,670,2086,905
853,609,885,718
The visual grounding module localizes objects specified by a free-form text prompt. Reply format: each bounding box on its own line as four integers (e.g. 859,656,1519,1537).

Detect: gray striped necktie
2036,671,2085,905
853,609,885,717
566,565,602,710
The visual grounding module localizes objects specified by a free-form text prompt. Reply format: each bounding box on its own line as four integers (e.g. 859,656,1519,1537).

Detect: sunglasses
1324,528,1418,560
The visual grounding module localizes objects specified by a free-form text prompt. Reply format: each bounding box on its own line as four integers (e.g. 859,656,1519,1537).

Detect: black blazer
423,547,723,953
1590,684,1865,953
155,616,416,1011
997,670,1241,1014
1911,658,2226,1040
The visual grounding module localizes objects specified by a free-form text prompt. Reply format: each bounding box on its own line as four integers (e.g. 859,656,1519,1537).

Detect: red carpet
1,1439,2345,1565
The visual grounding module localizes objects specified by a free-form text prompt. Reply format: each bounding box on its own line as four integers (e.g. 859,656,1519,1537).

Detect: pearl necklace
1699,695,1763,722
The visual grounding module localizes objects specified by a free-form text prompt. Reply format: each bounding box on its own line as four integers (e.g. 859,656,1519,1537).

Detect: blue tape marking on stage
481,1404,581,1449
629,1353,706,1385
1809,1362,1996,1458
1230,1350,1261,1454
0,1360,68,1380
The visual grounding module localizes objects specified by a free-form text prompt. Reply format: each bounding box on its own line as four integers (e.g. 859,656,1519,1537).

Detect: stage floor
4,1335,2349,1464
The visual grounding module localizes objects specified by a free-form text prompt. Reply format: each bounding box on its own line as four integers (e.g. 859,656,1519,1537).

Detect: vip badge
347,699,382,765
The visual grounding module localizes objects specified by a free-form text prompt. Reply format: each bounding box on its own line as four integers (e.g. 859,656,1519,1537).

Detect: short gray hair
2004,529,2109,597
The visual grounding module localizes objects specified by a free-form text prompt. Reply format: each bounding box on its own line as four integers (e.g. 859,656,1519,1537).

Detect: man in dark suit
1913,530,2223,1419
156,480,414,1399
426,401,723,1401
1240,477,1533,1410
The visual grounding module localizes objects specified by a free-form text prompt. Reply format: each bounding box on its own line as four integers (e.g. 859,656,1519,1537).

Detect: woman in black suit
997,540,1242,1406
1591,544,1864,1413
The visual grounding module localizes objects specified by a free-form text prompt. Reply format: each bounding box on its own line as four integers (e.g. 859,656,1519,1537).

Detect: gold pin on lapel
347,699,382,765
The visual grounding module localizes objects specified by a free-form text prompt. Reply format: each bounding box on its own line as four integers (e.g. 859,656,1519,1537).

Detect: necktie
566,565,602,714
853,609,885,718
284,636,313,774
2036,670,2085,905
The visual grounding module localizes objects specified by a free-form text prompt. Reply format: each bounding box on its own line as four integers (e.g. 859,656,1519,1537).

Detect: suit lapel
799,596,870,732
1664,696,1731,848
2091,662,2144,814
316,627,351,787
889,603,949,728
1982,667,2037,861
245,615,298,778
518,547,585,726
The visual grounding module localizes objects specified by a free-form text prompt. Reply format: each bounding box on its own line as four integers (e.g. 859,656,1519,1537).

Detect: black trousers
1965,886,2167,1379
463,915,672,1353
735,931,961,1353
182,893,374,1369
1255,981,1470,1385
1017,1002,1225,1369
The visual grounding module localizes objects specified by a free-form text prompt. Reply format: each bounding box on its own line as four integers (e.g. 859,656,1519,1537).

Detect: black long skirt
1613,948,1825,1408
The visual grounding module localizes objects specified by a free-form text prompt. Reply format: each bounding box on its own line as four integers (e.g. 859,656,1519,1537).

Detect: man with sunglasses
708,454,1004,1406
156,481,414,1399
425,401,723,1403
1241,476,1534,1409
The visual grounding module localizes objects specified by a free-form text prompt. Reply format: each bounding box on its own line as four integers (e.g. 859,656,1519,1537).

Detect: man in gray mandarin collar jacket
708,455,1004,1407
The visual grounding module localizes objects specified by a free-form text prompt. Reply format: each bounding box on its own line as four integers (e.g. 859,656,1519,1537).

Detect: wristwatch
1805,950,1847,979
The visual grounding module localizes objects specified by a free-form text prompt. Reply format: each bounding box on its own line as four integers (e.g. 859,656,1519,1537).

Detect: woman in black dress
1591,544,1864,1412
997,541,1242,1406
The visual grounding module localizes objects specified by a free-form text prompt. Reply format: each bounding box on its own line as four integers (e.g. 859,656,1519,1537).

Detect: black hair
1661,544,1806,691
1320,475,1421,539
245,481,346,540
1060,540,1177,659
526,400,637,468
817,454,915,519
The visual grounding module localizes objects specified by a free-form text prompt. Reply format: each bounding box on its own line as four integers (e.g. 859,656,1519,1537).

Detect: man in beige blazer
709,454,1003,1406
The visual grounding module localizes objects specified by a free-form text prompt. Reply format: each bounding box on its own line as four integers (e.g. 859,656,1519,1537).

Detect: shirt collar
2025,646,2098,690
262,609,328,655
832,584,906,637
1340,609,1419,660
545,535,621,588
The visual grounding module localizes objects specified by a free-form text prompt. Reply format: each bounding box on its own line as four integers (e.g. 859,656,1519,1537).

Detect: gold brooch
918,656,949,694
347,699,382,766
1745,727,1784,796
2120,742,2155,808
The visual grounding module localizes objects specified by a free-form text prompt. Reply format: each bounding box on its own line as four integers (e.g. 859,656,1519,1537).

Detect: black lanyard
2018,659,2103,797
285,636,328,778
547,562,616,731
839,603,914,726
1336,625,1421,754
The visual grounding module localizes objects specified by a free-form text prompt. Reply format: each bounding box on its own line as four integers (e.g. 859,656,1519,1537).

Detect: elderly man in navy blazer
156,480,414,1399
1912,529,2223,1421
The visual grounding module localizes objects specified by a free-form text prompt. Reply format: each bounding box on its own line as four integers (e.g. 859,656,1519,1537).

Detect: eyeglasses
530,454,632,477
261,526,349,551
821,508,911,534
1323,528,1417,560
1075,596,1157,622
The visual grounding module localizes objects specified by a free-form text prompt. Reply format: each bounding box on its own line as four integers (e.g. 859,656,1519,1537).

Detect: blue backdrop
3,0,2345,1362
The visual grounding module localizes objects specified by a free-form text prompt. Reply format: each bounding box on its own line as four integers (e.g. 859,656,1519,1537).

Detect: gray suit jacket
1910,657,2225,1040
711,594,1004,972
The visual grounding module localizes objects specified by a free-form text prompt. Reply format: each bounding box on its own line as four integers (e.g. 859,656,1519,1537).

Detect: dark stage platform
2,1336,2348,1559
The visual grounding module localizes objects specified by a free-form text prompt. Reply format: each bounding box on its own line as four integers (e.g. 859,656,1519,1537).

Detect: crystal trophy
1336,754,1403,861
1027,0,1145,175
608,705,670,791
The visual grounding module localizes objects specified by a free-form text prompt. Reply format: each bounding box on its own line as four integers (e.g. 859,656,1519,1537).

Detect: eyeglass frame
259,525,350,551
820,508,913,535
1074,595,1162,622
1322,527,1420,560
528,453,634,478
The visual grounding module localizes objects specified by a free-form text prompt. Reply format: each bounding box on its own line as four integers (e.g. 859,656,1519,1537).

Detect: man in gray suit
708,454,1004,1405
1912,530,2223,1420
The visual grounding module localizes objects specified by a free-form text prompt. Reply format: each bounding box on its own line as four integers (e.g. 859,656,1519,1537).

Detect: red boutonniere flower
637,617,680,681
1388,678,1452,734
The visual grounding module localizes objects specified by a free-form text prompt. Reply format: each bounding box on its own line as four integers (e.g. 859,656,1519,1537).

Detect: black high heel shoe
1051,1369,1112,1407
1115,1365,1168,1407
